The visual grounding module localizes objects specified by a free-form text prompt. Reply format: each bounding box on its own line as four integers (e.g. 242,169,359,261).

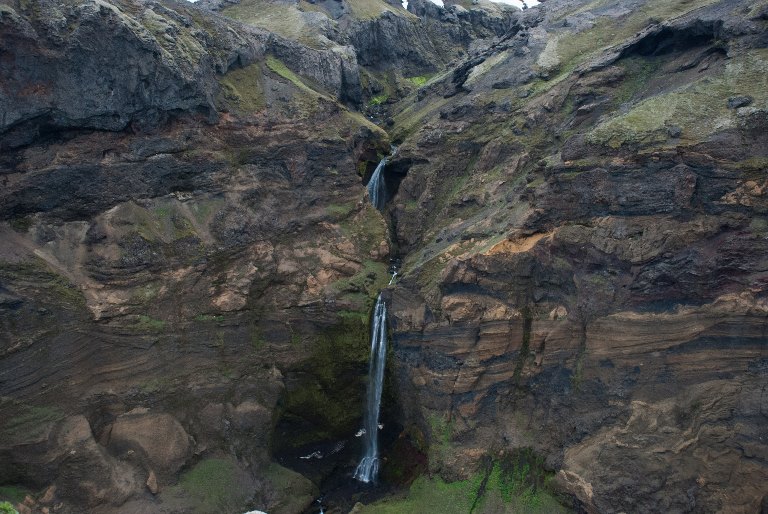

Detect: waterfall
367,146,397,211
367,157,388,211
354,294,388,483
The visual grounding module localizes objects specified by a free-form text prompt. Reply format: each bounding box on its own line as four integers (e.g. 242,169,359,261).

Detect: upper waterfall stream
367,147,397,211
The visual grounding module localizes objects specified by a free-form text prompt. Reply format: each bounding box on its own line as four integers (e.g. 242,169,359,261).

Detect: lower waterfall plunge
353,293,388,483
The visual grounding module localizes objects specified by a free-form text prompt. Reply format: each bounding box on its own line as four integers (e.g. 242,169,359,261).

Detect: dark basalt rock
728,95,753,109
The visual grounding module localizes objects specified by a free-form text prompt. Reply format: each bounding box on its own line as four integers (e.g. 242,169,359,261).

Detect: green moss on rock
0,399,64,445
133,314,167,332
175,458,250,514
277,314,371,447
554,0,720,72
0,486,29,505
217,63,265,114
263,463,318,514
0,260,86,309
588,49,768,148
357,450,569,514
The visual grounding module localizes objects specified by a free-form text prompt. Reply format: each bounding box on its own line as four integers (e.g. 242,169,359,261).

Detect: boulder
229,401,271,432
107,412,191,478
146,470,159,495
53,416,141,507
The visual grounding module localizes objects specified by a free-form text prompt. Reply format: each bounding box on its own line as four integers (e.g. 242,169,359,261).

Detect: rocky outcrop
0,0,366,151
378,0,768,511
106,411,192,480
0,0,390,512
209,0,525,106
0,414,141,508
346,1,521,75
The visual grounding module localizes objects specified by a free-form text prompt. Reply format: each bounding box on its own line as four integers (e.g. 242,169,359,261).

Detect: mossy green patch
262,463,317,514
0,260,85,308
424,410,455,469
264,55,351,122
358,449,568,513
612,56,663,107
338,203,389,266
726,156,768,176
266,56,310,91
195,314,224,322
329,259,389,307
117,201,198,244
133,314,167,332
465,51,510,87
474,454,568,513
344,109,389,139
175,458,249,514
139,376,173,394
0,485,31,505
326,203,355,218
222,0,331,49
358,474,483,514
406,75,434,87
347,0,413,19
217,63,265,114
0,501,18,514
391,92,451,140
0,399,64,445
554,0,719,72
277,314,371,446
369,93,389,106
139,7,207,68
588,49,768,148
130,283,162,305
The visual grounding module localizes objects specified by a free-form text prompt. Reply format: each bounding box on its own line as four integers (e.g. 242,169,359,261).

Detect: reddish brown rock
51,416,141,508
107,412,191,477
145,470,158,495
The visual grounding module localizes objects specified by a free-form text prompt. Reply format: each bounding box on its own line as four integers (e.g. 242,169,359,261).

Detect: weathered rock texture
0,0,391,511
381,0,768,512
1,0,767,512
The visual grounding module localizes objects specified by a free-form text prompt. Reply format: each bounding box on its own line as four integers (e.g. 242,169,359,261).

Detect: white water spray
367,147,397,211
354,294,389,483
367,157,388,211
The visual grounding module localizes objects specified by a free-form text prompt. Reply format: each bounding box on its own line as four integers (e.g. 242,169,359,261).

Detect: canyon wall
1,0,767,512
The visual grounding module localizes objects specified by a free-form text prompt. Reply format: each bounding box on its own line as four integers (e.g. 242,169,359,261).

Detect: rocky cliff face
382,0,768,512
1,0,767,512
1,0,391,511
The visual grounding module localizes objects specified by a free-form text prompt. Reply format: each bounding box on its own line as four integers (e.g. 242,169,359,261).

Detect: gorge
1,0,767,513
